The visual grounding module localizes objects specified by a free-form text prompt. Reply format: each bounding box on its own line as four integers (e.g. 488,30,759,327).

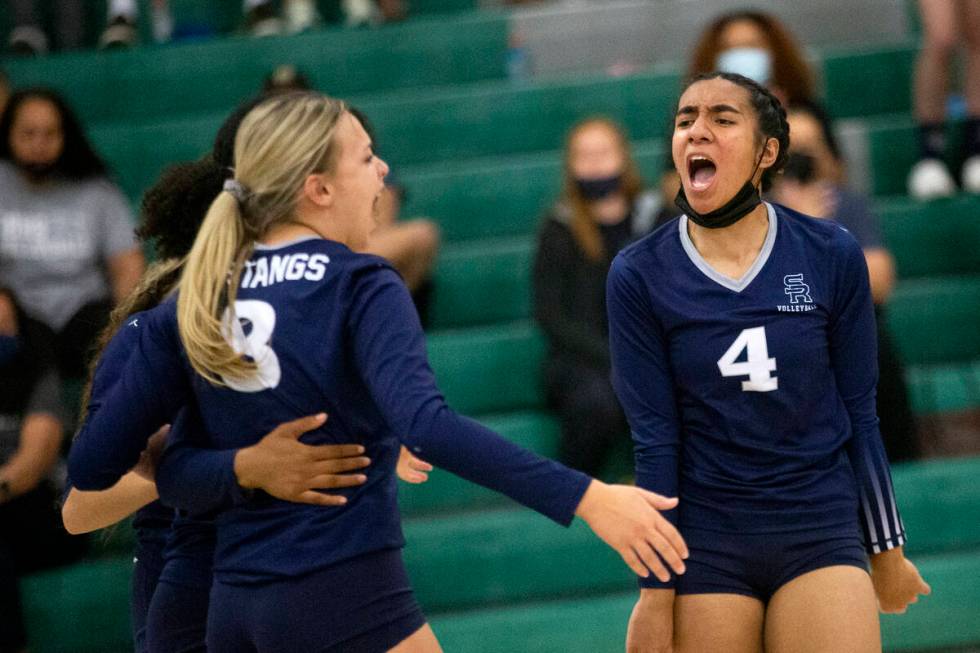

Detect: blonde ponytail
177,191,254,385
176,92,348,386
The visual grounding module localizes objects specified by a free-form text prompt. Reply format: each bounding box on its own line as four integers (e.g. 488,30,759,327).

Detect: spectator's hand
772,179,835,219
397,446,433,484
627,589,675,653
132,425,170,482
0,292,18,336
871,548,931,613
574,480,687,580
233,413,370,506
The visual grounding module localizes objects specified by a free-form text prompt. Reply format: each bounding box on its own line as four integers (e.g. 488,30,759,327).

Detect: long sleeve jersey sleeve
606,254,681,589
349,267,591,526
831,238,906,554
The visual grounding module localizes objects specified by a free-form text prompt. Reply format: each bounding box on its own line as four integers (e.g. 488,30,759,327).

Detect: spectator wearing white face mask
687,10,817,110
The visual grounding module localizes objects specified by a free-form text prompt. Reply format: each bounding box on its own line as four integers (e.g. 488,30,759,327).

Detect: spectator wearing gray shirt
0,88,144,380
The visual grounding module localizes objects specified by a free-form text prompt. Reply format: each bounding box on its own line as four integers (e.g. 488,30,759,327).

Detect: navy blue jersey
74,311,175,545
607,203,905,589
69,237,590,584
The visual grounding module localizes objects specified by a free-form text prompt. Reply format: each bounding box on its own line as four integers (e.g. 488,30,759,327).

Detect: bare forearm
62,472,159,534
108,249,146,303
0,414,62,498
865,248,896,305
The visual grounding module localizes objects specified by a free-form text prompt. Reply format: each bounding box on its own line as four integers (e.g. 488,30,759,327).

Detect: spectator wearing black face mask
533,118,661,477
771,101,920,462
0,88,145,382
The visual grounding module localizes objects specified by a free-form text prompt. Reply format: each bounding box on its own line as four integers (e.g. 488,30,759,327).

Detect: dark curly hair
0,87,109,180
137,95,268,260
682,71,790,192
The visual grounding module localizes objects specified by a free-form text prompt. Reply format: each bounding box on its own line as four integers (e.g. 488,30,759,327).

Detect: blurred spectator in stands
246,0,400,34
533,118,660,477
0,287,86,653
907,0,980,199
772,101,920,461
262,64,314,96
7,0,147,53
246,0,317,36
0,70,9,115
0,88,144,382
351,108,439,323
687,10,816,108
258,71,439,317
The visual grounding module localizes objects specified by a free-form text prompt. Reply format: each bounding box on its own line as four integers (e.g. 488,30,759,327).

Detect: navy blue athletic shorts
146,578,209,653
131,538,166,653
675,525,869,603
206,548,426,652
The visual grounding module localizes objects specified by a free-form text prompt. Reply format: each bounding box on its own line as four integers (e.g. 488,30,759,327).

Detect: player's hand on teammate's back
233,413,371,506
574,481,688,581
132,425,170,482
627,589,675,653
397,446,433,484
870,547,931,613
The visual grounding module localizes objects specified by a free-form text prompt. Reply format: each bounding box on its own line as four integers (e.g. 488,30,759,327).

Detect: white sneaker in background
9,25,49,55
99,16,139,49
343,0,380,27
151,0,174,43
908,158,957,200
247,1,283,37
285,0,319,33
961,155,980,194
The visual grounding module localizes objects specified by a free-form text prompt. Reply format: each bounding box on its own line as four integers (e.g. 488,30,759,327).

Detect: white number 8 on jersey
221,299,281,392
717,326,778,392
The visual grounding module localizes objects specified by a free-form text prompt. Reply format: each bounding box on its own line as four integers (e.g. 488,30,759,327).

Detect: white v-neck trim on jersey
678,202,777,293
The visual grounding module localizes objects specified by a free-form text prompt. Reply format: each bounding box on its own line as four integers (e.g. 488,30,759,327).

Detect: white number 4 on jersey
717,326,778,392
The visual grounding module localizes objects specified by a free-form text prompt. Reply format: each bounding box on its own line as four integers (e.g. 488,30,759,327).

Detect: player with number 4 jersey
613,73,929,653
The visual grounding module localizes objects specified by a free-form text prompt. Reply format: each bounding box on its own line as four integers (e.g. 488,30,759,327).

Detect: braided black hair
683,71,790,192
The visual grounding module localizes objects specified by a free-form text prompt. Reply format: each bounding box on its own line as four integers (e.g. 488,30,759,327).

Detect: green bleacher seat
427,322,546,415
22,556,133,653
356,68,681,166
3,12,508,125
878,194,980,277
85,67,682,200
866,116,964,197
401,457,980,611
893,457,980,553
429,549,980,653
431,237,535,329
905,359,980,415
404,508,633,612
820,43,916,120
401,140,666,243
887,276,980,366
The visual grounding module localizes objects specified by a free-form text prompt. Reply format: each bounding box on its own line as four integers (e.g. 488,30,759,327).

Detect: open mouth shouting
687,155,717,193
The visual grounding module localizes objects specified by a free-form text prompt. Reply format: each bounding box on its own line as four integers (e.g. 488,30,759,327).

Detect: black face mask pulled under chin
675,146,767,229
